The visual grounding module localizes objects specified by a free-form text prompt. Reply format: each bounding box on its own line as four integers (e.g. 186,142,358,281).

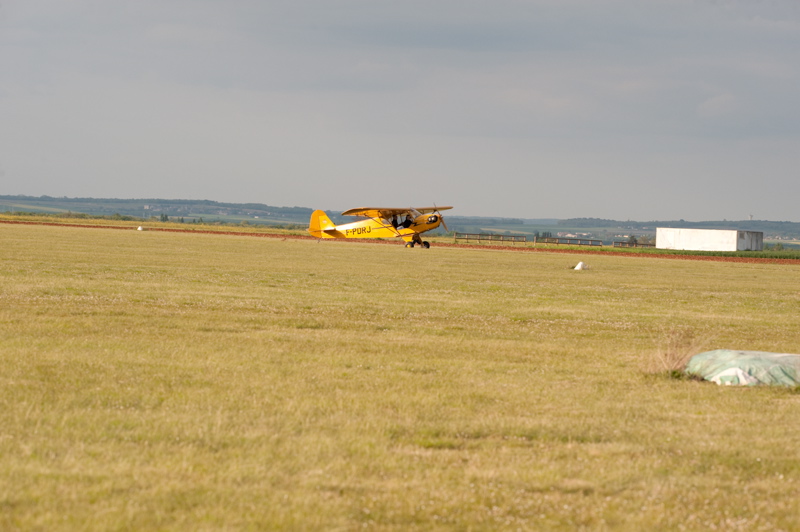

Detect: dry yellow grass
1,223,799,530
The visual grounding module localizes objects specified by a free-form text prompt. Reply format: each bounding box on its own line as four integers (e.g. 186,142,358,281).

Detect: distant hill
0,195,542,229
2,196,798,241
0,195,317,225
560,218,800,239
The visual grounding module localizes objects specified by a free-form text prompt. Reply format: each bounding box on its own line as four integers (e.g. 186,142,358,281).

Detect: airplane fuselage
316,213,443,240
308,207,452,248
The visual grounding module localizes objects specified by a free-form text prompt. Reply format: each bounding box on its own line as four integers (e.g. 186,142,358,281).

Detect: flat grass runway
2,223,799,530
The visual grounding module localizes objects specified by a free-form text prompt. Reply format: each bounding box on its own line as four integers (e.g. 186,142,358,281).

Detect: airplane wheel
422,241,430,249
405,242,414,248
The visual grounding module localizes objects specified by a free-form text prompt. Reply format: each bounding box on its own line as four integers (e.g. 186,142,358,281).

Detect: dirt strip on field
2,219,798,265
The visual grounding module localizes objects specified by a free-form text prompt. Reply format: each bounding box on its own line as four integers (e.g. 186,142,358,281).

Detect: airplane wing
412,206,453,214
341,208,406,218
341,207,453,218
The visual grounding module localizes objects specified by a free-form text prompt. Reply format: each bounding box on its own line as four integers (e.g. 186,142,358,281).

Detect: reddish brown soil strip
2,220,797,264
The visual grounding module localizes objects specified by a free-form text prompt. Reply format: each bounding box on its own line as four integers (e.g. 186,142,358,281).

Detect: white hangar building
656,227,764,252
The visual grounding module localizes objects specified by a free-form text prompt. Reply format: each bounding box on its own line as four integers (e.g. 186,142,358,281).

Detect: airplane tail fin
308,210,336,238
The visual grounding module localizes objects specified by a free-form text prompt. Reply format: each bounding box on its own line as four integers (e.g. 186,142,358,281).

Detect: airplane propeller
433,204,449,233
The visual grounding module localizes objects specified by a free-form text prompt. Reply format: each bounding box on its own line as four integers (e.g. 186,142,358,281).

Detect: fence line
612,241,655,248
536,237,603,246
454,233,526,244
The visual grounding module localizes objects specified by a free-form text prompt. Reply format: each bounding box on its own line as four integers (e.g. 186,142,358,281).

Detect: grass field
2,223,799,530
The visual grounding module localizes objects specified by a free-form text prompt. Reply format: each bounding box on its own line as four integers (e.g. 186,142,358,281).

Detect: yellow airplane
308,206,453,248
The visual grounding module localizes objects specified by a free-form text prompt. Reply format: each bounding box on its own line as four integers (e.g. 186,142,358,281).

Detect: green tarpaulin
686,349,800,386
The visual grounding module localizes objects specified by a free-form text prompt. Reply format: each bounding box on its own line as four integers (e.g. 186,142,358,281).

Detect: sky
1,0,799,221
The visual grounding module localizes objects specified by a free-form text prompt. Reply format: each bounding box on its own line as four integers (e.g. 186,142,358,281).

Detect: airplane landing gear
422,241,430,249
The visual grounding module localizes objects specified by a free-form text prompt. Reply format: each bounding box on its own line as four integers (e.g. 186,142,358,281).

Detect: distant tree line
4,196,799,239
1,210,140,222
0,195,315,223
447,216,526,226
559,217,800,235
